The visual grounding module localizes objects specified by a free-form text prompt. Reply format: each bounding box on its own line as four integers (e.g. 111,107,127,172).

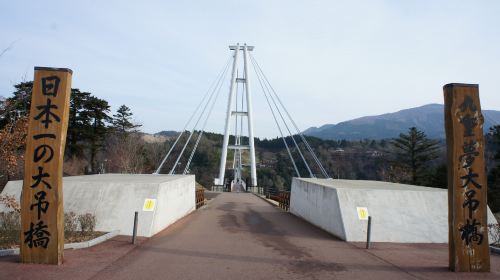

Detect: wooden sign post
444,83,490,272
20,67,72,265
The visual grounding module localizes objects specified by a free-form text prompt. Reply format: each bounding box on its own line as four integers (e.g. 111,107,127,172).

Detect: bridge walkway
89,192,466,280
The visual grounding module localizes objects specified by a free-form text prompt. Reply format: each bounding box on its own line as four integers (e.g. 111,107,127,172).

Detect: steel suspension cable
250,54,330,178
250,55,313,177
170,58,231,174
261,55,330,178
251,58,301,177
154,56,231,174
183,65,229,175
250,54,323,175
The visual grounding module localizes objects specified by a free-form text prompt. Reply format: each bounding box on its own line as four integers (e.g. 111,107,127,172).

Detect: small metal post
132,211,138,244
366,216,372,249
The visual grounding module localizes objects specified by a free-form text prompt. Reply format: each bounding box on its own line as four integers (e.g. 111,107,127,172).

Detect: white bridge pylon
153,43,331,190
215,44,257,191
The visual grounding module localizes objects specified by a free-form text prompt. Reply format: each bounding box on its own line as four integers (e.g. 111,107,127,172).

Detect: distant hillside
304,104,500,140
142,134,168,143
155,130,179,137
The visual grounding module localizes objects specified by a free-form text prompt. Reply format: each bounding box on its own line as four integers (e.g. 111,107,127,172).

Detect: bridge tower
215,43,257,191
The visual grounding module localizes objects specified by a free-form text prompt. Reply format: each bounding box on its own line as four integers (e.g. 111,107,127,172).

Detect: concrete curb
64,230,120,249
0,248,19,257
491,245,500,255
0,230,120,257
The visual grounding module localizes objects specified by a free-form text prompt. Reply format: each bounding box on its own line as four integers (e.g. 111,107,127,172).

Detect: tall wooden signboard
444,83,490,272
20,67,72,265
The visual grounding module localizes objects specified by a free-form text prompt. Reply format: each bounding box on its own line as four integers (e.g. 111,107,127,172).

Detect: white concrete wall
152,175,195,236
336,188,449,242
290,178,498,243
290,178,345,240
0,174,195,237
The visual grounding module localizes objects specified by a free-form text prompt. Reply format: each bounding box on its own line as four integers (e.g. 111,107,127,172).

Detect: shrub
0,194,20,213
78,213,96,233
0,194,21,247
64,211,78,233
0,211,20,232
489,223,500,246
0,211,20,247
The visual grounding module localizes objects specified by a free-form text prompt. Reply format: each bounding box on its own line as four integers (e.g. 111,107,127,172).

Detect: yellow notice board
356,207,369,220
143,199,156,211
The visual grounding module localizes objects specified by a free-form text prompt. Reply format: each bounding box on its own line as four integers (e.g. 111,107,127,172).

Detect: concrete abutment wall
1,174,195,237
290,178,497,243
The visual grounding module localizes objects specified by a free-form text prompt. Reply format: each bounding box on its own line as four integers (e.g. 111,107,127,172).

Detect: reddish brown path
1,192,499,279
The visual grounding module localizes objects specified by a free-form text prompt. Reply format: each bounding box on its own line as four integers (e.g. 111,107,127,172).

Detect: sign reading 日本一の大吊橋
20,67,72,265
444,83,490,272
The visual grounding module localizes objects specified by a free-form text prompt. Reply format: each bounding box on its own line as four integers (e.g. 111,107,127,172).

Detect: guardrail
267,191,290,211
278,191,290,211
196,188,205,209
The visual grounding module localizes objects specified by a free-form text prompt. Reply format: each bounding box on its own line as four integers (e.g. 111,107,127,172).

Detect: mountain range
304,104,500,140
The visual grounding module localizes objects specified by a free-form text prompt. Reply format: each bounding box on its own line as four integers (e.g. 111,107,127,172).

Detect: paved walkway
1,192,499,279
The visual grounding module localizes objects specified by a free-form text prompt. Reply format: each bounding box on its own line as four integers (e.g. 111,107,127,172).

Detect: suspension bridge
1,44,499,279
153,43,330,192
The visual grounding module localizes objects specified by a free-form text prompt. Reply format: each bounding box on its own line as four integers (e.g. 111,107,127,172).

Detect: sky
1,1,499,138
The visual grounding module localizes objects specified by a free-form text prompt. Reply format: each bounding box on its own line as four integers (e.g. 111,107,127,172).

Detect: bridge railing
266,190,290,211
278,191,290,211
196,188,205,209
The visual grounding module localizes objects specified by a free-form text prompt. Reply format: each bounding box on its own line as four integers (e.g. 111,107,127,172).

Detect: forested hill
304,104,500,140
152,131,449,193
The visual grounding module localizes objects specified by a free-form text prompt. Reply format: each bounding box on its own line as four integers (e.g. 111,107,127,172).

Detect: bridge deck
2,192,499,279
91,192,500,279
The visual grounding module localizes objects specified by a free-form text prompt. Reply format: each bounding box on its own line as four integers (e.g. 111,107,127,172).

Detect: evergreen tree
111,105,141,134
85,96,111,173
67,89,91,157
0,82,32,129
425,164,448,189
390,127,440,185
8,81,32,115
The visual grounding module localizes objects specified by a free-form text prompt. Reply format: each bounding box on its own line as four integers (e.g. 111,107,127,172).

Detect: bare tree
105,133,145,173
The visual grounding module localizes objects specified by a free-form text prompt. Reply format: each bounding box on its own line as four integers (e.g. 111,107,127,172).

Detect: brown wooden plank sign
444,83,490,272
20,67,72,265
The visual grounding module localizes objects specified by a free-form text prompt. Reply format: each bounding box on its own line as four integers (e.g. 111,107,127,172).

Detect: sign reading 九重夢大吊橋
444,83,490,272
20,67,72,265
